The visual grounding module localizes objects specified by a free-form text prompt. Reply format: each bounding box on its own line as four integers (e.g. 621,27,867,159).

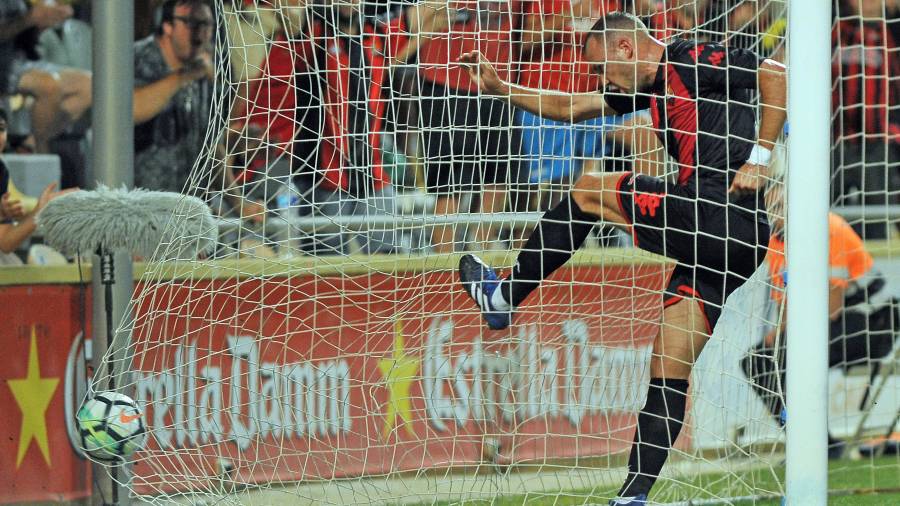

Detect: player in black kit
457,12,786,505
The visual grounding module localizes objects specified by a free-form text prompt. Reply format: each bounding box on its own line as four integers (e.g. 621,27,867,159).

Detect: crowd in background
0,0,896,262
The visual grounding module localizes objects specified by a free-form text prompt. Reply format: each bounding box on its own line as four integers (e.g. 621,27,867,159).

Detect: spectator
0,107,72,256
134,0,263,221
831,0,900,239
0,0,91,153
517,0,614,199
225,0,304,197
134,0,214,193
279,0,453,255
35,3,93,189
741,188,898,458
647,0,707,40
219,0,311,256
418,0,522,252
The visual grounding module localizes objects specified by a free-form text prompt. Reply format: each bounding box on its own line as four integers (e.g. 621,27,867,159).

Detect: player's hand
728,163,767,195
1,193,25,220
457,51,507,96
28,3,73,30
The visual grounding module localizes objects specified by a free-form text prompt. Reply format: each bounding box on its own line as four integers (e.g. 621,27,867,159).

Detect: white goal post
785,0,830,503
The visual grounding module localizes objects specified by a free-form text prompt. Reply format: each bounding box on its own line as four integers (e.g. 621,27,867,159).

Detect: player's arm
457,50,615,123
718,47,787,193
755,59,787,151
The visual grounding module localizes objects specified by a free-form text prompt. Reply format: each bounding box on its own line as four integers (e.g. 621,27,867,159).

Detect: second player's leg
617,298,709,500
459,171,638,328
651,298,710,378
500,171,633,307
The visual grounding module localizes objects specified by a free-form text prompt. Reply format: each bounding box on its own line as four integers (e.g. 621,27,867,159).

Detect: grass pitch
423,456,900,505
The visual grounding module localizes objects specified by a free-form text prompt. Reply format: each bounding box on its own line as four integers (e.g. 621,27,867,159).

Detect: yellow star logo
7,327,59,468
378,319,419,439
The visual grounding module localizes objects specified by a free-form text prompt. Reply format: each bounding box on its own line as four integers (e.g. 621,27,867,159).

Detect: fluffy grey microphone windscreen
37,186,218,259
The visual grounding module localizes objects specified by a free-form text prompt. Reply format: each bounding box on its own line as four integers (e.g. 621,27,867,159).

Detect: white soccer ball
76,392,146,462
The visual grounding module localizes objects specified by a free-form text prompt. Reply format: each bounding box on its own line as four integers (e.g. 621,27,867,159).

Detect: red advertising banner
125,264,668,495
0,261,669,501
0,285,91,503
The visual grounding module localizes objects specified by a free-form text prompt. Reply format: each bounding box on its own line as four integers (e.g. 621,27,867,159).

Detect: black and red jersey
832,15,900,144
606,39,764,197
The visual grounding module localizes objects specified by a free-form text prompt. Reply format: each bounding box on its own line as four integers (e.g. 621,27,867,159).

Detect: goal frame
84,1,838,504
785,0,830,503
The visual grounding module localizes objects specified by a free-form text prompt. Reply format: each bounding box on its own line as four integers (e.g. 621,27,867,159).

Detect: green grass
422,457,900,505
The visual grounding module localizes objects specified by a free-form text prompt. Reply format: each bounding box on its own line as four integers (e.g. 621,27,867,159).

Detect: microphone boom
37,185,217,259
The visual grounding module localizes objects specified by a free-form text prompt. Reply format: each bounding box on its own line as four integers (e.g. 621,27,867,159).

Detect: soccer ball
76,392,146,461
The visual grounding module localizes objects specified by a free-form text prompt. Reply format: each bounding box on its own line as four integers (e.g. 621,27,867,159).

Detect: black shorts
419,80,521,195
615,171,770,331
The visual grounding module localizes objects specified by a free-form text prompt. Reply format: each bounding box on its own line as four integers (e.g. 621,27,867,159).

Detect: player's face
167,4,214,63
584,35,638,93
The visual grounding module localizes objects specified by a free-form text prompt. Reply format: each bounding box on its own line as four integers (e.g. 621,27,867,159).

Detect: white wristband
747,144,772,166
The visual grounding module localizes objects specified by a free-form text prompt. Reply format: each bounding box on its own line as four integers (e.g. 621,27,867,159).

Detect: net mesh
85,0,900,504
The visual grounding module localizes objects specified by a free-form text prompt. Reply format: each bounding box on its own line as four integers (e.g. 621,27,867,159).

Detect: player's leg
615,297,709,503
500,171,630,304
606,113,666,178
459,171,635,329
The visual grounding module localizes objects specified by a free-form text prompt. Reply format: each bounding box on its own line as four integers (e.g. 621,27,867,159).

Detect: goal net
86,0,900,503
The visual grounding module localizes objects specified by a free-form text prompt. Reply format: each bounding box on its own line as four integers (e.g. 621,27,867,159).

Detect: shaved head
585,11,651,50
581,12,661,94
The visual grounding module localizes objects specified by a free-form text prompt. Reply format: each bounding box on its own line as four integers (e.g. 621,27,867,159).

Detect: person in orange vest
742,187,898,458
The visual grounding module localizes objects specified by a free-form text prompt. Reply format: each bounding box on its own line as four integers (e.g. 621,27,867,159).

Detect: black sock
619,377,689,498
501,195,598,307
